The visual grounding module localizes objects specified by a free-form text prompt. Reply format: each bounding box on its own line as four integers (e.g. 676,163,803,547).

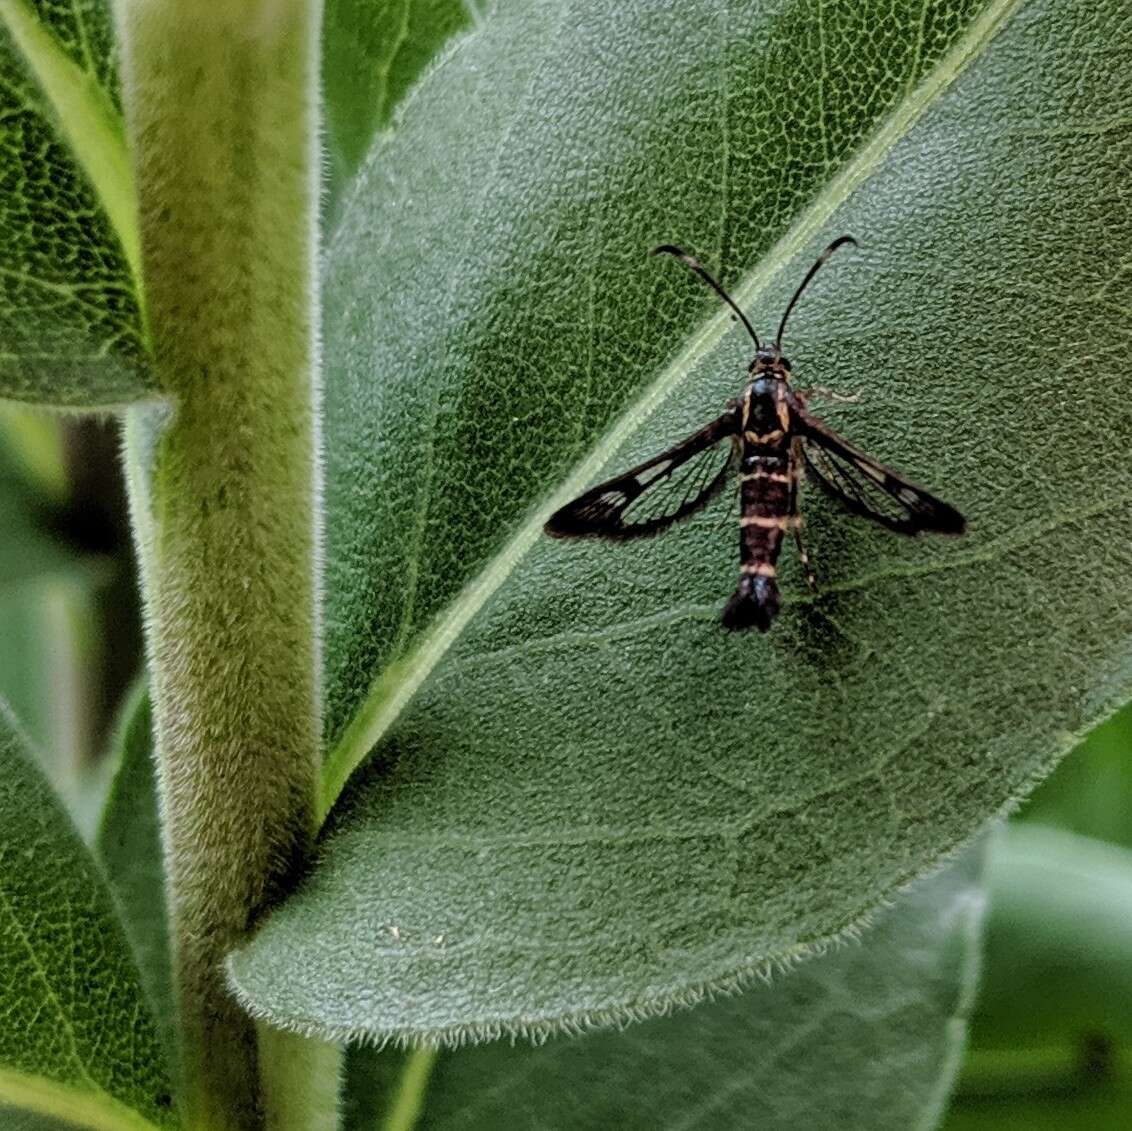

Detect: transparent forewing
803,443,918,531
617,433,738,532
797,409,965,536
545,412,738,539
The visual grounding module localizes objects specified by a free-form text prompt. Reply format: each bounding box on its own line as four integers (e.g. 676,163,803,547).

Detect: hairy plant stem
116,3,324,1127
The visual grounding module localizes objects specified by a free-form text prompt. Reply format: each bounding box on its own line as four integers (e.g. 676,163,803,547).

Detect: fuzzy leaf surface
0,701,174,1127
232,0,1132,1042
0,0,152,406
343,848,986,1130
322,0,477,214
96,687,174,1069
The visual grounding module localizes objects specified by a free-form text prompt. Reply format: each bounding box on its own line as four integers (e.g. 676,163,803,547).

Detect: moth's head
749,347,791,375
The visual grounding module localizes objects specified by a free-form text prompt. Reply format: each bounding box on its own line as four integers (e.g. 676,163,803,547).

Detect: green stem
957,1043,1132,1099
257,1027,342,1131
115,3,323,1127
380,1050,437,1131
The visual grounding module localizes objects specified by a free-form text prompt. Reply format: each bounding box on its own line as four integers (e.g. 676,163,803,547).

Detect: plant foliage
0,702,173,1128
231,0,1132,1043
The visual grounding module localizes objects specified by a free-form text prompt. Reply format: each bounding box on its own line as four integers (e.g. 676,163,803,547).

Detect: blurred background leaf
0,406,142,835
0,412,102,826
945,704,1132,1129
1012,706,1132,851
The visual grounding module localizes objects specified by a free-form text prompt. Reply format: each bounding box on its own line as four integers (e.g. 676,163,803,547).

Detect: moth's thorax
740,374,792,442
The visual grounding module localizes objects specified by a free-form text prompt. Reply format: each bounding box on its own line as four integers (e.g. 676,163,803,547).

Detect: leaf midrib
0,1065,163,1131
317,0,1026,823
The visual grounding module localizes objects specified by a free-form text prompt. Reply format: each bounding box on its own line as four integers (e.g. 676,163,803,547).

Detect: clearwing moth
544,237,966,632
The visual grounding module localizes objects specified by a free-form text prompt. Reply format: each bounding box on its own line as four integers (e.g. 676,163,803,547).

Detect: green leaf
322,0,478,213
95,686,174,1071
0,404,67,504
0,436,107,819
0,1109,83,1131
975,824,1132,1047
0,0,154,406
946,823,1132,1130
0,430,72,590
0,589,99,823
945,1090,1132,1131
343,847,987,1130
950,712,1132,1129
1017,702,1132,850
0,700,174,1128
233,0,1132,1042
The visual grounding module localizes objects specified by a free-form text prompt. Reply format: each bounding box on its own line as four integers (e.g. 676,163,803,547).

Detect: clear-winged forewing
544,411,739,539
794,405,966,536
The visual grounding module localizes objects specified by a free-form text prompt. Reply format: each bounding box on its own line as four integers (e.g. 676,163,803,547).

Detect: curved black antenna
775,235,858,349
653,245,761,350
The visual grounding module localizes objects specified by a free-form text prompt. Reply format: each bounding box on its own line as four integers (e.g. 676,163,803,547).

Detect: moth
544,237,966,632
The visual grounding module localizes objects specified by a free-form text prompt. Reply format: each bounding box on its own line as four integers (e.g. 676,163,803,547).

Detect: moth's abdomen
722,574,779,632
726,447,795,633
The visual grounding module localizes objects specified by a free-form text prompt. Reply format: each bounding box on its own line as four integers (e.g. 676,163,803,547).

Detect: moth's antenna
775,235,857,350
653,245,761,350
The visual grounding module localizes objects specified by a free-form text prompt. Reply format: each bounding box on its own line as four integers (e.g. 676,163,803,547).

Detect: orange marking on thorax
745,428,784,444
775,387,791,431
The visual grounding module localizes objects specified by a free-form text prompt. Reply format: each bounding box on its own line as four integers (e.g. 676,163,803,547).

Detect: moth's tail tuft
721,574,779,633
